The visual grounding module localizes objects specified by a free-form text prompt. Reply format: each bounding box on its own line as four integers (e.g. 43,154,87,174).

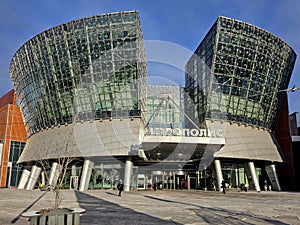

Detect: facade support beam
25,166,41,190
214,159,223,192
124,159,133,192
48,162,59,187
248,161,261,192
173,173,176,190
41,171,46,186
265,164,281,191
79,160,94,191
17,169,30,189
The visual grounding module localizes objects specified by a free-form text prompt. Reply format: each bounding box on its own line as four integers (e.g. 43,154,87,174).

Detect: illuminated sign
146,127,224,138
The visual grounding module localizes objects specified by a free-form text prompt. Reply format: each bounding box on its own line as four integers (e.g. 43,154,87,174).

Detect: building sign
146,127,224,138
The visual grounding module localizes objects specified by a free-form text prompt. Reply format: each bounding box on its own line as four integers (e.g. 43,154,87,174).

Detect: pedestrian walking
117,180,124,196
264,180,268,191
221,180,226,194
183,180,188,189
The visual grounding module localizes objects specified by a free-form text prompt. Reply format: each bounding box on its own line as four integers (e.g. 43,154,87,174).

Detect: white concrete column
71,165,77,176
265,164,281,191
196,171,200,189
124,160,133,192
214,159,223,192
41,171,46,186
248,162,261,192
48,162,59,187
25,166,42,190
17,169,30,189
79,160,94,191
173,173,176,190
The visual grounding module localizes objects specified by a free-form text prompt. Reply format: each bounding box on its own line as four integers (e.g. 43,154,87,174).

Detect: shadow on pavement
143,195,289,225
75,191,181,225
10,191,48,224
104,191,119,196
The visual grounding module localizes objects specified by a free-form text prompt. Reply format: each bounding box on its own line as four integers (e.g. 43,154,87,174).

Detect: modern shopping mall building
8,11,297,192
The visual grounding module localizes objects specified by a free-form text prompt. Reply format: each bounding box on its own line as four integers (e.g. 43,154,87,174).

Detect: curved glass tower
185,16,296,130
10,11,146,137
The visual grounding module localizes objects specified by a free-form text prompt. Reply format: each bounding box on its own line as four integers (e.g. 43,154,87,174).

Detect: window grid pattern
185,22,217,126
10,11,147,136
146,86,185,132
9,141,26,186
186,16,296,130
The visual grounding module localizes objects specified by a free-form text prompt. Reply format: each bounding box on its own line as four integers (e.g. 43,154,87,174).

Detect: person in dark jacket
221,180,226,194
117,180,124,196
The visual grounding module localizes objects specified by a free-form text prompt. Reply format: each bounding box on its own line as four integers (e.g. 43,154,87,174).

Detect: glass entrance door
137,174,146,190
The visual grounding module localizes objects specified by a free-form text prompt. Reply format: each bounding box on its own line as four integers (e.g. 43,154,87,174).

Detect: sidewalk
0,188,299,225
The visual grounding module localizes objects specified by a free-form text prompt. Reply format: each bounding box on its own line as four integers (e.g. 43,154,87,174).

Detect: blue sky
1,0,300,120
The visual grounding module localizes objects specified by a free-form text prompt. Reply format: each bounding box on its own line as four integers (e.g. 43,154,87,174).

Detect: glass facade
145,85,185,134
185,16,296,130
89,163,122,189
10,11,146,136
8,141,26,186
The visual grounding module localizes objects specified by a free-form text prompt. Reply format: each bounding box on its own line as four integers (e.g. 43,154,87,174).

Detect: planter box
22,208,86,225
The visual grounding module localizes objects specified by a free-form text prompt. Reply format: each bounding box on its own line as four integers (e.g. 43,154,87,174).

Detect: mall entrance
136,168,198,191
136,171,183,190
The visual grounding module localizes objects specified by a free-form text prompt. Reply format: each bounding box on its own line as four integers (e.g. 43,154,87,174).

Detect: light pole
277,85,300,93
249,85,300,98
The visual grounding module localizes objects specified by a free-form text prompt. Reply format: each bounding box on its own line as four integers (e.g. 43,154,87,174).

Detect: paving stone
0,188,299,225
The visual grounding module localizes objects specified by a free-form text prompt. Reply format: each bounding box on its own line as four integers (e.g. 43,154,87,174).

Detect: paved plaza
0,188,299,225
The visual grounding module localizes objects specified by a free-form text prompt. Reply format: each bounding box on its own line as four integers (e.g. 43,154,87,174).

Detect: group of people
116,178,271,196
222,178,272,193
264,180,272,191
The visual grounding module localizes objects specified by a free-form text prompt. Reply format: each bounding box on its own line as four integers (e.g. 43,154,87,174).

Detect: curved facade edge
213,123,283,162
17,118,141,163
218,16,296,52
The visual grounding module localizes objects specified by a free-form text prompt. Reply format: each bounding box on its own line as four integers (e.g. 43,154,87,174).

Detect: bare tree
19,127,86,224
38,144,76,211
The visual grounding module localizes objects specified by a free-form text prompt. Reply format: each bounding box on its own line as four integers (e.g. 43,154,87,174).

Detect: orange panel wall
0,90,27,187
0,90,16,109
